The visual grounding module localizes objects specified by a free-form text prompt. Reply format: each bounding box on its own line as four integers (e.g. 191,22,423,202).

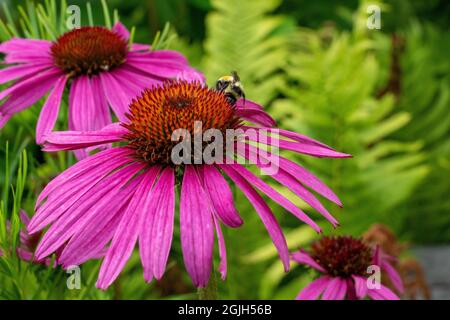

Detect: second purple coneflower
0,22,202,158
293,236,404,300
28,78,350,289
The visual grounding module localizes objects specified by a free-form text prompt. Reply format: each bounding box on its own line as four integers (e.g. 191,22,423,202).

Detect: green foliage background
0,0,449,299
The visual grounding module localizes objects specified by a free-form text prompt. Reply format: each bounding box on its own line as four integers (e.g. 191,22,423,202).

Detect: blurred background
0,0,449,299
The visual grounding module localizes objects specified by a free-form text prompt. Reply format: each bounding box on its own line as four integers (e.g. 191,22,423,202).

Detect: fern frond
273,26,428,236
203,0,292,105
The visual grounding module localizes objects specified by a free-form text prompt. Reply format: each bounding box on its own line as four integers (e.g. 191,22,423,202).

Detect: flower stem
197,269,218,300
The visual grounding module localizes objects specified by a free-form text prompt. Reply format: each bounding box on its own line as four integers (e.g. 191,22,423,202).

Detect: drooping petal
239,145,339,227
373,245,381,266
35,147,132,206
128,50,189,65
126,52,190,78
130,43,151,52
322,277,347,300
382,260,405,294
90,75,112,129
0,63,53,85
114,64,161,90
291,250,326,273
100,72,132,121
296,276,330,300
241,126,352,158
34,163,146,260
219,164,290,271
0,69,63,117
220,163,321,233
60,200,128,268
236,99,264,111
30,148,134,232
59,171,146,267
140,166,175,282
367,284,400,300
69,76,97,132
352,275,368,299
96,167,160,290
176,68,206,84
180,166,214,287
43,123,127,152
213,217,227,280
277,156,342,206
236,108,276,127
112,21,130,41
19,210,30,226
36,75,68,144
247,126,337,150
201,165,243,228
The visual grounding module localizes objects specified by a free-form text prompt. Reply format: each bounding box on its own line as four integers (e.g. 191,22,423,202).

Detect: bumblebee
216,71,245,105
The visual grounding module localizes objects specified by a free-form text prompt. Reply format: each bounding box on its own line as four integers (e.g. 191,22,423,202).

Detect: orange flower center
123,81,241,165
51,27,128,76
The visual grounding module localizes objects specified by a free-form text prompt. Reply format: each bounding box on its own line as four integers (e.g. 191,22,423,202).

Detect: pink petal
201,165,243,228
59,170,146,267
99,72,132,121
0,63,53,85
246,126,337,150
352,275,368,299
322,277,347,300
382,260,405,294
367,284,400,300
126,55,189,79
180,166,214,287
236,99,264,111
221,163,321,233
236,108,276,127
291,250,326,273
43,123,127,152
176,68,206,84
19,210,30,226
140,166,175,282
130,43,151,51
36,75,68,144
114,64,161,90
112,22,130,41
30,148,134,233
277,156,342,206
0,38,51,53
239,145,339,227
34,163,145,260
1,69,62,116
69,76,98,131
90,75,112,129
96,167,159,290
242,127,351,158
128,50,189,65
296,276,330,300
219,164,290,271
213,217,227,280
35,147,132,206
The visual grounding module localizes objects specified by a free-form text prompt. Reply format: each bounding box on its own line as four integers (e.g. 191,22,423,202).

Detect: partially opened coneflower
293,236,404,300
29,78,350,289
0,22,202,157
0,210,104,266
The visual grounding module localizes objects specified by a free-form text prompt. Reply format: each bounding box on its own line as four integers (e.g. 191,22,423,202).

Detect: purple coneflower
28,79,350,289
0,22,201,155
293,236,404,300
